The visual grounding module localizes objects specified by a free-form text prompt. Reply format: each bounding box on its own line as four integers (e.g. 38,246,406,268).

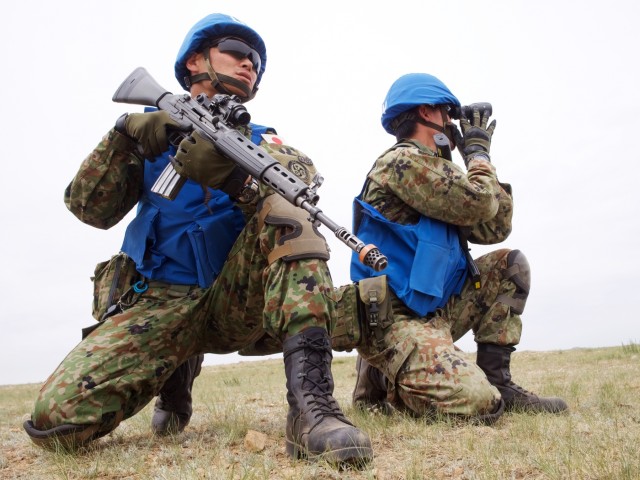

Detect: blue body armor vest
350,196,468,317
121,120,270,288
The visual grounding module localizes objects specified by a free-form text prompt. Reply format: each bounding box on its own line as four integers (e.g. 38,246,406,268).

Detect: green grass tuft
2,347,639,479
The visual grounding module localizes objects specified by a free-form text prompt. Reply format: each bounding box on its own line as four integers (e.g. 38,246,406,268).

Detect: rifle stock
112,67,388,272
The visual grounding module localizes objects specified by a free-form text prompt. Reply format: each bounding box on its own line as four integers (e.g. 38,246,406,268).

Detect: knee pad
497,249,531,315
257,194,330,265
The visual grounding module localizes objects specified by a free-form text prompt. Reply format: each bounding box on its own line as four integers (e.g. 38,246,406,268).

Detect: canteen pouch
331,283,363,352
91,252,140,322
331,275,393,352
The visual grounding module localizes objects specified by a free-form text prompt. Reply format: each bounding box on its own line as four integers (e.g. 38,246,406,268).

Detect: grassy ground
1,345,639,479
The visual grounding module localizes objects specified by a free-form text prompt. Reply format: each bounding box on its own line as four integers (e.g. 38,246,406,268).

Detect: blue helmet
175,13,267,91
381,73,460,134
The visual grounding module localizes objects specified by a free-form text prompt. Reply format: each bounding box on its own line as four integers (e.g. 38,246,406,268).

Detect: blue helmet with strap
175,13,267,97
381,73,460,135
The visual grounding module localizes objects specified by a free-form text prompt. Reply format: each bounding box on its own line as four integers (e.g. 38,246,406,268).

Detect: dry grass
1,345,639,479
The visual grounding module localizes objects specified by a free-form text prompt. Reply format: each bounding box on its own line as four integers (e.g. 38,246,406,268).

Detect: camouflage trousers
357,249,522,417
31,209,334,434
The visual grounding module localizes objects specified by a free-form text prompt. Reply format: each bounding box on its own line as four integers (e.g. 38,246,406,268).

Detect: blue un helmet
381,73,460,135
175,13,267,99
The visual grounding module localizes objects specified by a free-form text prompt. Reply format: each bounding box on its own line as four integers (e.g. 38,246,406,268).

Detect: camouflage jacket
63,125,265,229
64,129,144,230
361,139,513,245
63,123,321,288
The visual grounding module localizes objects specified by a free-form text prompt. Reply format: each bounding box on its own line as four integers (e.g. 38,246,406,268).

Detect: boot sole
286,439,373,466
505,403,569,414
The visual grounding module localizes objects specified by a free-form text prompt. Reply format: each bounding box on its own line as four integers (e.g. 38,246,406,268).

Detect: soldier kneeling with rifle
23,13,376,467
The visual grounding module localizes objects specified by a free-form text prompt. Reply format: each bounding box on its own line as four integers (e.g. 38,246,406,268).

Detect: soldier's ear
418,104,438,122
185,52,204,74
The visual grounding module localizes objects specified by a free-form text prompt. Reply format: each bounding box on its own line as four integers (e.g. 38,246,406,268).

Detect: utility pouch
91,252,140,322
358,275,394,350
331,283,363,352
331,275,393,352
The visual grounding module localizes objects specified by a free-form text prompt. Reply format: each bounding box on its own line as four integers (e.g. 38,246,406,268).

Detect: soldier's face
208,46,258,95
185,47,258,99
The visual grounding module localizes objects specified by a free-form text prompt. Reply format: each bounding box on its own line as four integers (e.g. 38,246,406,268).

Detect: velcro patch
261,133,286,145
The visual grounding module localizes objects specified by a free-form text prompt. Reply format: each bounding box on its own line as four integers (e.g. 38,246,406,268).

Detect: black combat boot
352,355,393,415
283,327,373,465
23,408,126,450
23,420,105,450
476,343,568,413
151,353,204,435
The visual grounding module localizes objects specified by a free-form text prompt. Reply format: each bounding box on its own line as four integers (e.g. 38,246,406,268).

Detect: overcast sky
1,0,638,386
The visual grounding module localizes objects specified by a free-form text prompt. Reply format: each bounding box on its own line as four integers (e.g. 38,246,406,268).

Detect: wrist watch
237,178,259,203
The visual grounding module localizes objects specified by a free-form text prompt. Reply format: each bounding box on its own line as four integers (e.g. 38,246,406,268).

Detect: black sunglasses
211,37,262,73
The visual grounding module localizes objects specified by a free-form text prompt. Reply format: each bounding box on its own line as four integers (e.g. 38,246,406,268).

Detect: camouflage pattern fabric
361,140,513,240
355,139,518,418
64,124,261,230
357,249,521,417
32,132,333,434
64,130,144,229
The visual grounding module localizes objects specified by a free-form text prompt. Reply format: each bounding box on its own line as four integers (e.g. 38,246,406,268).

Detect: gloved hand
454,106,496,166
171,131,237,189
118,111,187,161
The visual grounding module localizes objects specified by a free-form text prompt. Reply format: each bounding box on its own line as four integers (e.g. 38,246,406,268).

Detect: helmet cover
381,73,460,134
175,13,267,91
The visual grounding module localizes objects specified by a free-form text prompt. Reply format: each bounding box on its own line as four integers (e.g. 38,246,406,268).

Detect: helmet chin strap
185,56,257,102
416,117,446,133
417,106,456,150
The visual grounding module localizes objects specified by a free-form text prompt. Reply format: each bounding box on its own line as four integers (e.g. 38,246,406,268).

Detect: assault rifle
112,67,388,272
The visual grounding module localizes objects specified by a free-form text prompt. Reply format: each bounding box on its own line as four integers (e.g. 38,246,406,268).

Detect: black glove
454,106,496,166
115,110,188,161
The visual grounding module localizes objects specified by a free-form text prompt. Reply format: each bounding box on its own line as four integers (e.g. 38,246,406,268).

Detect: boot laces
299,338,351,429
505,380,536,397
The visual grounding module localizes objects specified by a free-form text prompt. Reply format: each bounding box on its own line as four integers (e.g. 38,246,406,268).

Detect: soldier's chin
222,81,251,100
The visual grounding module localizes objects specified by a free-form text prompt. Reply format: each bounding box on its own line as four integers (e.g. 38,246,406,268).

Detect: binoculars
448,102,492,120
